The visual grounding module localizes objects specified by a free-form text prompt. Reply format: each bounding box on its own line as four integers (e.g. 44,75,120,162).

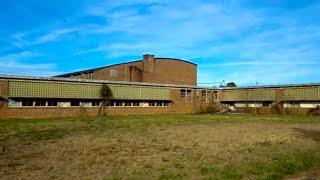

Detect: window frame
109,69,118,77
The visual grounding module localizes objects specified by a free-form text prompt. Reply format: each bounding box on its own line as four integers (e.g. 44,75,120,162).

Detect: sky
0,0,320,86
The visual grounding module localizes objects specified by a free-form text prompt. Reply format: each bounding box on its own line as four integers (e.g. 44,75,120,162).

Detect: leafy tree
226,82,237,87
99,84,113,115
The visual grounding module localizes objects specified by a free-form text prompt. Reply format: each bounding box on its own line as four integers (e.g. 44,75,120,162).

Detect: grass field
1,114,320,180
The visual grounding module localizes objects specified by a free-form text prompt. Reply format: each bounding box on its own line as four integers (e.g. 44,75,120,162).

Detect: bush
270,103,284,115
307,105,320,116
99,84,113,116
198,102,222,114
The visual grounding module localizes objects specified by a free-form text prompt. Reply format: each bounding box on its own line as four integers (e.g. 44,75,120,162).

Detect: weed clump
307,106,320,116
270,103,284,115
198,102,222,114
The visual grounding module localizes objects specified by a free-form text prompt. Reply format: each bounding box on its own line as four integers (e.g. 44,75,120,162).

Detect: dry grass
0,114,320,179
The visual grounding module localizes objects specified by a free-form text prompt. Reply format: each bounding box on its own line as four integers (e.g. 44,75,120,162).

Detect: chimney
143,54,155,73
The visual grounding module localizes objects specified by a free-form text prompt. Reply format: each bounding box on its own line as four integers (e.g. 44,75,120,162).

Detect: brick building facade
0,76,201,119
56,54,197,86
1,54,320,120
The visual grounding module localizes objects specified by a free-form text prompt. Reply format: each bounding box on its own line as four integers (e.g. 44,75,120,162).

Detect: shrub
198,102,222,114
99,84,113,116
307,105,320,116
270,103,284,115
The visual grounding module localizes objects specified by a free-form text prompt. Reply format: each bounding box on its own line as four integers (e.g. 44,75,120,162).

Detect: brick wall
93,61,143,82
232,107,313,115
149,59,196,85
62,55,197,86
90,58,197,85
0,88,197,120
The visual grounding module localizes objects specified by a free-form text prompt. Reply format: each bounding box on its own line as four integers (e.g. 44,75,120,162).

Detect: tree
226,82,237,87
99,84,113,115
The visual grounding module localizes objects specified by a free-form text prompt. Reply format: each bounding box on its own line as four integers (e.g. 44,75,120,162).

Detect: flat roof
224,83,320,90
0,74,211,90
2,75,320,90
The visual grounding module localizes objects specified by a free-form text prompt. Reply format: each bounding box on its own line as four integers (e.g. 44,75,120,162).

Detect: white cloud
32,28,77,45
0,51,61,76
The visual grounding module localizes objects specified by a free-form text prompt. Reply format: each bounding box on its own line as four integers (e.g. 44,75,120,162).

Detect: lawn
0,114,320,179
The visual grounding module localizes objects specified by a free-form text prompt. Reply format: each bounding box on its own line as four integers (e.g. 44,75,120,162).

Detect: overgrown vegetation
99,83,113,116
270,102,284,114
307,105,320,116
1,114,320,179
198,102,222,114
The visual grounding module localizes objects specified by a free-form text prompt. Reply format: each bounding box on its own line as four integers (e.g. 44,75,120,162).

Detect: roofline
0,74,213,90
55,60,143,77
2,75,320,90
55,57,197,77
155,58,197,66
222,83,320,90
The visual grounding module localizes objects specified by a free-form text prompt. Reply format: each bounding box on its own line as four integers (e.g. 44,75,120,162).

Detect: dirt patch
1,115,320,179
293,128,320,142
286,168,320,180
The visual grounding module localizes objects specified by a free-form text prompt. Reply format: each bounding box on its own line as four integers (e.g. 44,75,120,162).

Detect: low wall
234,107,314,115
0,105,195,120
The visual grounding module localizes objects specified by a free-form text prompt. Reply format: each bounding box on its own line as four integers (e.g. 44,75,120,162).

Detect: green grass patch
249,151,320,179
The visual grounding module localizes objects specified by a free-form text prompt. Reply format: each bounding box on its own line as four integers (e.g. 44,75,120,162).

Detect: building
1,54,320,119
56,54,197,86
0,75,205,119
219,84,320,114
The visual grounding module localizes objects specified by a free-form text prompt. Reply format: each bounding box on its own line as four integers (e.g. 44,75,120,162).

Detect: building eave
0,74,216,90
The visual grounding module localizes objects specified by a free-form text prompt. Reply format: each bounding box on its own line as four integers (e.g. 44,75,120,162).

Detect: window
92,101,101,106
186,89,192,101
263,102,271,107
22,100,34,106
109,69,118,77
72,75,81,79
35,100,47,106
87,73,93,79
149,101,156,106
59,102,70,107
201,90,207,97
163,102,170,107
81,102,92,107
213,91,218,101
115,101,124,106
287,102,300,108
180,89,192,102
8,99,22,107
71,101,80,107
201,90,207,102
180,89,186,99
124,101,132,106
132,101,140,106
48,100,58,106
156,101,162,106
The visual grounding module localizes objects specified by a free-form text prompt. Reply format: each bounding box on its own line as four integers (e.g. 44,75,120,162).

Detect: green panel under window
110,85,141,99
247,89,276,101
9,80,101,99
8,80,170,100
222,90,247,101
111,85,170,100
284,87,320,101
222,89,276,102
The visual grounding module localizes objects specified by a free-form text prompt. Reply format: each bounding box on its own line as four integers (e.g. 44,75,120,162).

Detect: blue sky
0,0,320,86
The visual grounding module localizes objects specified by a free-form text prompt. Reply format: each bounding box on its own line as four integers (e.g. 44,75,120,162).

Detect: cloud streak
0,51,61,76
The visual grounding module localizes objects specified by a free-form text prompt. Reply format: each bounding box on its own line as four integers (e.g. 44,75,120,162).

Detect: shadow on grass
293,128,320,142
